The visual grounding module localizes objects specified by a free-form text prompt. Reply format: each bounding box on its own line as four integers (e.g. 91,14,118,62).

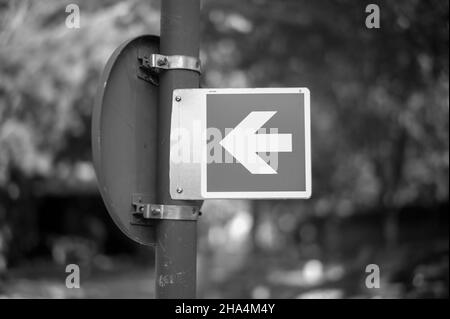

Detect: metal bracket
131,193,200,222
136,58,160,86
138,54,201,74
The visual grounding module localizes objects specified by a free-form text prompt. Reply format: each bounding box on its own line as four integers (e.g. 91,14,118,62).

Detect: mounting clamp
138,54,201,74
131,193,200,222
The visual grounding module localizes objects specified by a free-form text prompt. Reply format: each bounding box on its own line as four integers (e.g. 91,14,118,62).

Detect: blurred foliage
0,0,161,271
0,0,448,297
201,0,449,213
0,0,160,185
0,0,446,206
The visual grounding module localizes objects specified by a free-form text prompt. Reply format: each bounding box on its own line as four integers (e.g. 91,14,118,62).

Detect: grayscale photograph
0,0,448,308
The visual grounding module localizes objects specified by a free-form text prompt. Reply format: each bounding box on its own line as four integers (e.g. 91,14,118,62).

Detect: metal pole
155,0,201,299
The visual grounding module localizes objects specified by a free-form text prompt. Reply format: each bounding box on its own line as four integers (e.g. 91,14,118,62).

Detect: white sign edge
198,87,312,199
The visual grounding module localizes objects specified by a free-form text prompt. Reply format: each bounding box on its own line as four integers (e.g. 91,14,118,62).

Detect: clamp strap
139,54,201,74
132,193,200,221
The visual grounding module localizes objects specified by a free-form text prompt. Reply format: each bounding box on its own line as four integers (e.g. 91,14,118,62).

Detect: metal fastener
175,96,182,102
176,187,183,194
157,57,168,66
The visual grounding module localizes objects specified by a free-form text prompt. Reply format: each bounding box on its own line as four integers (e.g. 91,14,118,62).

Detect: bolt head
175,96,182,102
176,187,183,194
157,57,167,66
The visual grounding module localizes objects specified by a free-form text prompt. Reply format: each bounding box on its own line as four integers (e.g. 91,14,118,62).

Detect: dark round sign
92,35,160,245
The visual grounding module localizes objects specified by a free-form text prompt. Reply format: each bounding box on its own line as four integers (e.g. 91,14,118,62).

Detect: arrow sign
169,87,311,199
219,111,292,174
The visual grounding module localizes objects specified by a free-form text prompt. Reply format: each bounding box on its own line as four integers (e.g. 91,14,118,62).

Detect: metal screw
157,57,168,66
152,208,161,215
175,96,182,102
176,187,183,194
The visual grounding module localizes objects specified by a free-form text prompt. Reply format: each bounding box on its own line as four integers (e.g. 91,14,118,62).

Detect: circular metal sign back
92,35,159,245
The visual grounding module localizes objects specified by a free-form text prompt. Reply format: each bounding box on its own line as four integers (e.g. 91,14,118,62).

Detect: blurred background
0,0,448,298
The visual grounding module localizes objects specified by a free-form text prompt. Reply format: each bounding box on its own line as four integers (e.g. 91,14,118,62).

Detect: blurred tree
0,0,160,264
200,0,449,247
0,0,448,268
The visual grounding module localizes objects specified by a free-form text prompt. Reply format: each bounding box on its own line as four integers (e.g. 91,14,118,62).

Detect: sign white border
200,88,311,199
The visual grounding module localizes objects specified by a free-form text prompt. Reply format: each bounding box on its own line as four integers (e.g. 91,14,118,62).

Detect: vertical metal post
155,0,201,299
